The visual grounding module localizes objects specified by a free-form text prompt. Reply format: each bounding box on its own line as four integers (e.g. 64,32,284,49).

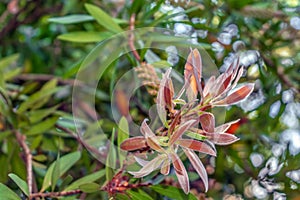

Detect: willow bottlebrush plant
121,49,255,194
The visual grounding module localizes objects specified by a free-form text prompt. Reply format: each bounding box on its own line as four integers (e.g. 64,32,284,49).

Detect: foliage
0,0,299,199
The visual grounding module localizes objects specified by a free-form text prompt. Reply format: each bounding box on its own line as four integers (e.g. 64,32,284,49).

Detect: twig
128,13,141,62
14,74,85,87
30,189,81,199
15,131,33,195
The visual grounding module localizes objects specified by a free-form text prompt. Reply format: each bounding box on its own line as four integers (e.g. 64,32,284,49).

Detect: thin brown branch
30,189,81,199
128,13,141,62
14,74,85,87
15,131,33,195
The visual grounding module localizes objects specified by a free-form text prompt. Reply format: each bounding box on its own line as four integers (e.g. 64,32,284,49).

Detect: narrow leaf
206,132,239,145
213,83,255,106
51,153,60,191
120,136,148,151
106,128,117,181
58,31,112,43
118,117,129,167
199,113,215,133
215,119,240,133
48,14,94,24
41,151,81,192
140,119,165,153
0,183,21,200
128,189,154,200
169,120,197,145
129,154,166,177
183,149,208,192
26,116,59,135
151,185,197,200
85,4,123,33
79,182,100,193
170,153,189,194
64,169,105,191
160,158,170,175
176,139,216,156
8,173,29,196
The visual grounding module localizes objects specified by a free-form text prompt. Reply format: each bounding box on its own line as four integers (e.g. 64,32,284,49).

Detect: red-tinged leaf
216,73,233,97
183,148,208,192
203,76,215,98
129,154,167,178
176,139,216,156
157,68,172,124
141,119,165,153
160,158,170,175
206,132,240,145
169,110,181,134
199,113,215,133
213,83,254,106
165,78,174,111
169,120,197,145
170,153,190,194
215,119,240,133
120,136,147,151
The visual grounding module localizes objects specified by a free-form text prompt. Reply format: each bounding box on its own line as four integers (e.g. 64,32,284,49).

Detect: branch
14,131,33,195
30,189,81,199
128,13,141,62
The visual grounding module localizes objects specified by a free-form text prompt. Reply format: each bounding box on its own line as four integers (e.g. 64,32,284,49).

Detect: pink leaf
141,119,165,153
203,76,216,98
134,156,149,166
170,153,190,194
206,132,240,145
183,148,208,192
169,120,197,145
199,113,215,133
160,158,170,175
129,154,167,178
213,83,255,106
120,136,147,151
215,119,240,133
176,139,216,156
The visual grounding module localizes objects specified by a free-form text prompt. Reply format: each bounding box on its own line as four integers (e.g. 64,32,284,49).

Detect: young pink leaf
213,83,254,106
169,120,197,145
120,136,147,151
206,132,240,145
215,119,240,133
199,113,215,133
141,119,165,153
176,139,216,156
203,76,216,98
170,153,190,194
183,148,208,192
129,154,167,178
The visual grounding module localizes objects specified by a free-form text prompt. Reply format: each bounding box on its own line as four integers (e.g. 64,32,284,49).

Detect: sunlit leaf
199,112,215,133
207,132,240,145
128,189,154,200
118,117,129,167
169,120,197,145
48,14,94,24
58,32,112,43
141,119,165,153
85,4,123,33
151,185,197,200
8,173,29,196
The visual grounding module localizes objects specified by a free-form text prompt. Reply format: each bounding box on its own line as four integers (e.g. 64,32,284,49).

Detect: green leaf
28,105,60,124
106,128,117,181
79,182,100,193
151,185,197,200
117,117,129,167
58,31,113,43
4,68,22,80
8,173,29,196
84,3,123,33
0,183,21,200
51,153,60,191
25,116,59,136
0,54,19,70
48,14,94,24
128,189,154,200
41,151,81,192
17,79,60,113
0,131,12,142
64,169,105,191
